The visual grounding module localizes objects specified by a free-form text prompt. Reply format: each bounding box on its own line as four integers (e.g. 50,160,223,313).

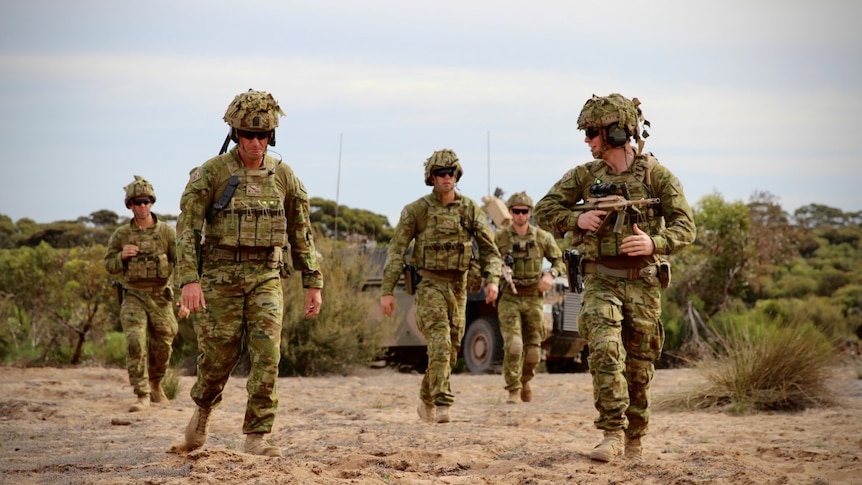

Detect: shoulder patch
189,167,202,183
561,169,575,182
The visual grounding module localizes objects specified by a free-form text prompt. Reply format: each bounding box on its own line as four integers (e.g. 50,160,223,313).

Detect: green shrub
658,313,836,414
82,331,127,368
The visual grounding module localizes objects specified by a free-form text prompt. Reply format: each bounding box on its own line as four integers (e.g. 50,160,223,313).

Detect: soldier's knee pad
524,345,540,365
626,357,655,385
588,336,624,373
508,336,523,355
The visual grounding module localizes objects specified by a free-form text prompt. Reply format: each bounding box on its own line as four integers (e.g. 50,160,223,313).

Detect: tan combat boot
245,433,283,457
129,394,150,412
590,430,624,462
417,403,436,423
435,405,451,424
520,381,532,402
506,389,520,404
625,435,643,462
150,380,168,404
184,406,212,451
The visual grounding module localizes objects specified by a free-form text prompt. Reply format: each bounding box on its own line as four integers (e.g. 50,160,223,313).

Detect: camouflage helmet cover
424,148,464,186
506,191,533,209
124,175,156,208
223,90,285,132
576,93,642,140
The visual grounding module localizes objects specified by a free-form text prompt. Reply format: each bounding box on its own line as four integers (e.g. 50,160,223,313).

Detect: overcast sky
1,0,860,228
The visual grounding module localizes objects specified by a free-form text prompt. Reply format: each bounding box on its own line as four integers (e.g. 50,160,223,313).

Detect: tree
309,197,394,243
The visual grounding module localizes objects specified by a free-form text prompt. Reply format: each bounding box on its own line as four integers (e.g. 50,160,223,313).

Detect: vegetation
0,192,860,401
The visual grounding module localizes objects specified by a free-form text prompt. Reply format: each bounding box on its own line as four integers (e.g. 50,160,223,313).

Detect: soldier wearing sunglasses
494,191,565,405
380,149,502,424
171,90,323,457
534,93,695,463
104,176,179,413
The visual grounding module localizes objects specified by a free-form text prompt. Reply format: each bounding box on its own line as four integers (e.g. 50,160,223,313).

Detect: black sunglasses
432,167,457,178
511,208,530,215
131,198,152,206
585,127,601,139
236,129,270,140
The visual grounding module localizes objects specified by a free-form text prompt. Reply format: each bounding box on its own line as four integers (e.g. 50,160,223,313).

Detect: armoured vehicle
363,194,589,374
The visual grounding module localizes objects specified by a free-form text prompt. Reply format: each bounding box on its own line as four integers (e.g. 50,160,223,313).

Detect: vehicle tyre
463,317,503,374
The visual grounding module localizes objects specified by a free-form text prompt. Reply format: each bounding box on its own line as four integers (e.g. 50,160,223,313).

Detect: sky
1,0,860,228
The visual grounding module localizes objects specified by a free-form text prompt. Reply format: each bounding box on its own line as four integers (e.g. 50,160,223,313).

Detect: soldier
495,191,566,404
380,149,502,424
534,94,696,463
171,90,324,457
104,176,179,412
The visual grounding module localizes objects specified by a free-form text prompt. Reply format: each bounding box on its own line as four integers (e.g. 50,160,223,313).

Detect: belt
583,261,640,280
126,284,167,294
209,247,270,262
418,269,463,282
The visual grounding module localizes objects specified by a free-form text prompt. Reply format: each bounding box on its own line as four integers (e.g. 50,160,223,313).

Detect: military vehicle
362,194,589,374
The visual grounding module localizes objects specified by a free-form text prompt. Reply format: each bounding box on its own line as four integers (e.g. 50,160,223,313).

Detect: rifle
577,195,660,234
563,249,584,294
111,280,125,305
501,251,517,294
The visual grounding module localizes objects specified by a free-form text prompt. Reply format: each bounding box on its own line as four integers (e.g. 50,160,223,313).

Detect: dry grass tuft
657,318,837,414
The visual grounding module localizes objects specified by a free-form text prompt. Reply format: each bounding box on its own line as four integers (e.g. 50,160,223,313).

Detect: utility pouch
267,246,282,270
658,259,671,288
638,265,660,287
163,286,174,301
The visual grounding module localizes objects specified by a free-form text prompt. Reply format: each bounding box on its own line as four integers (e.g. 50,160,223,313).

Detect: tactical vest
498,227,543,284
579,154,663,260
124,228,171,285
208,158,287,248
411,195,473,272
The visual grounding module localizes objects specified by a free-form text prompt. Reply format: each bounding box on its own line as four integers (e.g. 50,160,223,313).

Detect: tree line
0,191,859,372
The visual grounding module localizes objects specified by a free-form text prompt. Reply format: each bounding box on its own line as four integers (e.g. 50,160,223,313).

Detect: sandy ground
0,364,860,485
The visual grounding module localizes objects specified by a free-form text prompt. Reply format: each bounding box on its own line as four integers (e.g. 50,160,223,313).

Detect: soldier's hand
576,210,608,233
538,272,554,293
176,302,190,319
484,283,499,304
305,288,322,318
380,295,395,317
121,244,140,260
181,282,206,313
621,223,655,256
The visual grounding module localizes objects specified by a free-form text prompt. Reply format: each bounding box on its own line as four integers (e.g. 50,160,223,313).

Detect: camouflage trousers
578,273,664,438
191,260,283,434
415,275,467,407
498,292,545,391
119,290,178,397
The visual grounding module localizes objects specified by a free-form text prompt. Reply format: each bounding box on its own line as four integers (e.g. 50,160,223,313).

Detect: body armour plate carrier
498,228,543,285
209,160,287,248
412,195,473,272
125,229,171,285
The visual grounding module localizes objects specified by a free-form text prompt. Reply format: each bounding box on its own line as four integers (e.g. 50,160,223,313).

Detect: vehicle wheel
463,317,503,374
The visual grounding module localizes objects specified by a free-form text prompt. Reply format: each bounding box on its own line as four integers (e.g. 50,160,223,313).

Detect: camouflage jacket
534,153,696,261
104,214,177,289
175,147,323,289
495,224,566,286
381,191,502,295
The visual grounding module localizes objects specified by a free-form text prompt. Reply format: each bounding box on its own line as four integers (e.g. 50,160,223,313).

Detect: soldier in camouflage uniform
380,149,502,424
104,176,179,412
534,94,696,463
171,90,324,457
495,191,565,404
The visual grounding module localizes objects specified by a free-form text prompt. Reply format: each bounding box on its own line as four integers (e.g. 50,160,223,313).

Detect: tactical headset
605,123,629,148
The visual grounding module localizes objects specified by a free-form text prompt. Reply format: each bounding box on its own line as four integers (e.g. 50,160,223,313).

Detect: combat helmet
223,89,285,147
424,149,464,186
577,93,649,149
124,175,156,208
506,191,533,209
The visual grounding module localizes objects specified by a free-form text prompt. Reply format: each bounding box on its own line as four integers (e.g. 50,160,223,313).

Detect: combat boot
506,389,520,404
417,403,436,423
590,430,624,462
150,380,168,404
129,394,150,412
625,435,643,462
520,381,532,402
184,406,212,451
245,433,283,457
435,405,451,424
